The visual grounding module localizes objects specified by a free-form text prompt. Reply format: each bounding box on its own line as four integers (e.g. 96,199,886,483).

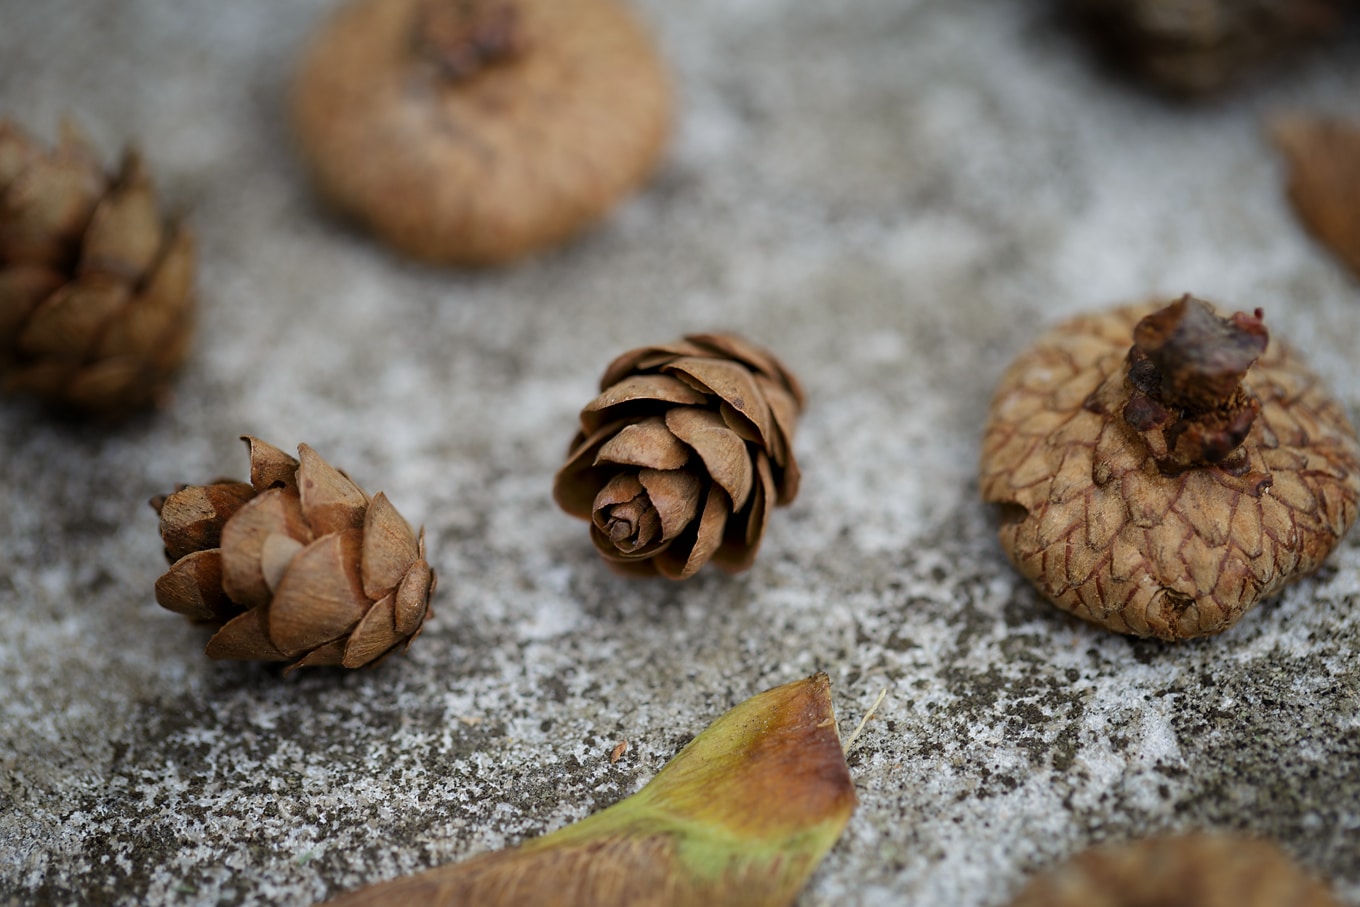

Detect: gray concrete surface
2,1,1359,905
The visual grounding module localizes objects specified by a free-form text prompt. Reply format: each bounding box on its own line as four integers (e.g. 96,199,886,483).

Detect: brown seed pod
1008,834,1342,907
151,437,436,671
290,0,671,265
1065,0,1346,97
1272,114,1360,282
980,295,1360,640
0,120,195,416
554,333,805,579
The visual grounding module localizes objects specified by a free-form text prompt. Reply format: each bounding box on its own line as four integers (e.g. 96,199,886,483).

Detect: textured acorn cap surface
980,301,1360,639
1007,834,1342,907
291,0,671,265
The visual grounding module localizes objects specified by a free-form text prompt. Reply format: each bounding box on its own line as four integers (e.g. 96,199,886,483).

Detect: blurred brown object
1066,0,1347,97
0,120,194,416
1273,114,1360,281
291,0,671,265
1008,834,1342,907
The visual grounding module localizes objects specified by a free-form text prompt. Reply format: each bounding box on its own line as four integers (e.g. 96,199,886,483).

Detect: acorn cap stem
1121,295,1267,470
414,0,523,81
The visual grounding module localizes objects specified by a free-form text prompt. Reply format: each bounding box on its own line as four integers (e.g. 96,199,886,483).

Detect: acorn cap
980,297,1360,639
291,0,671,265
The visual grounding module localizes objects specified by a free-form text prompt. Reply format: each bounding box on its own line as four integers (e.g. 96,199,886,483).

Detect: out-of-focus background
2,1,1358,904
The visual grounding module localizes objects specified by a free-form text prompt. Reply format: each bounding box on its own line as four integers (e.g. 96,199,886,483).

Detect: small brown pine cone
980,295,1360,640
1066,0,1346,97
151,437,436,671
290,0,671,265
554,334,805,579
0,120,195,416
1272,115,1360,282
1008,834,1342,907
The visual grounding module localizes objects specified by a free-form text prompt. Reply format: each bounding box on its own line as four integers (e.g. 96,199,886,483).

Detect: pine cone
1066,0,1346,97
151,437,435,671
554,334,805,579
0,120,194,415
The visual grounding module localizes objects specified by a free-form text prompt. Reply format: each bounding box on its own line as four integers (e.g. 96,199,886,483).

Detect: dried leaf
321,673,856,907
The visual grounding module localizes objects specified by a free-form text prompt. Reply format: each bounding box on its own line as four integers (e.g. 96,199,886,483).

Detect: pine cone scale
0,266,62,337
654,487,730,579
206,608,288,662
93,239,193,362
665,356,774,445
246,436,302,492
665,406,754,511
580,375,709,434
595,417,689,471
637,468,702,540
154,548,231,621
220,489,314,607
267,527,370,656
394,558,434,637
158,481,256,560
78,156,164,281
342,592,401,669
298,443,369,534
359,491,421,600
18,281,128,359
0,155,104,264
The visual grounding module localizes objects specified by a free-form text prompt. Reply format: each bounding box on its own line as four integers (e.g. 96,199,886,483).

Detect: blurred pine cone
1066,0,1346,97
554,334,805,579
0,120,194,415
151,437,435,671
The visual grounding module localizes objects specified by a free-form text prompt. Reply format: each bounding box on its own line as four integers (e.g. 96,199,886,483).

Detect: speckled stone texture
1,2,1358,906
